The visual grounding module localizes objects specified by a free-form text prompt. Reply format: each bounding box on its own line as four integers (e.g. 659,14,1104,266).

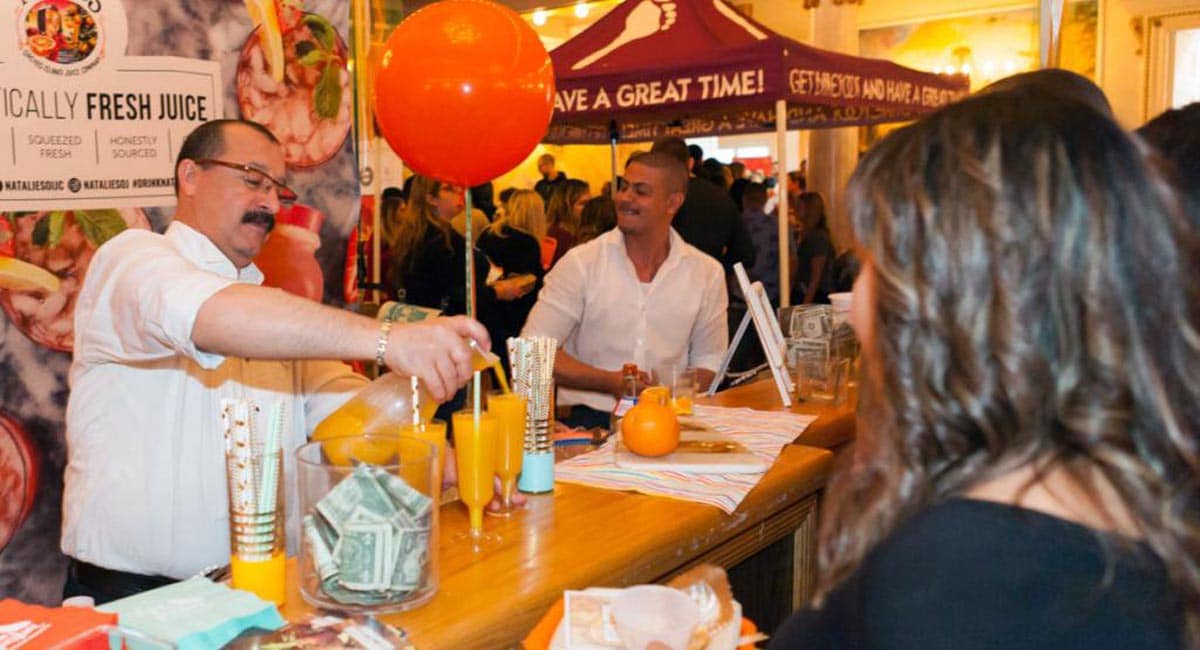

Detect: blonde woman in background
478,189,547,372
383,175,527,315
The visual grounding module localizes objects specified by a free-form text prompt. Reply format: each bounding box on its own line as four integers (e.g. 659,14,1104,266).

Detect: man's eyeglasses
195,158,297,206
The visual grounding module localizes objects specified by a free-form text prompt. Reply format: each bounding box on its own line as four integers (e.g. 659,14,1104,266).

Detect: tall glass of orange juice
451,411,498,548
485,393,526,516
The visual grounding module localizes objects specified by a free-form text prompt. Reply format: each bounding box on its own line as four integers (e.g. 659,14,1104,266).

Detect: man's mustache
241,210,276,232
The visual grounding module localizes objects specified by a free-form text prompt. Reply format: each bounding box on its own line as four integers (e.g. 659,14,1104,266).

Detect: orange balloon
374,0,555,187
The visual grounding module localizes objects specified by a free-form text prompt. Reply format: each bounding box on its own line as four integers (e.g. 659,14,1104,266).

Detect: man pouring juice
62,119,490,605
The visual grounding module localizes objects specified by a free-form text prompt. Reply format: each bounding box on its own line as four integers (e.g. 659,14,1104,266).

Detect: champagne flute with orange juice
451,410,499,549
485,392,526,516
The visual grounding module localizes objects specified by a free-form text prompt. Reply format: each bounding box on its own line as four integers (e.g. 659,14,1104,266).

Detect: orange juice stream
452,412,497,533
471,349,511,394
231,551,286,605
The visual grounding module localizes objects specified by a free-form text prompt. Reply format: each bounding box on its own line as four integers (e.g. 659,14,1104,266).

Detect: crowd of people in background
372,86,1198,403
374,143,873,394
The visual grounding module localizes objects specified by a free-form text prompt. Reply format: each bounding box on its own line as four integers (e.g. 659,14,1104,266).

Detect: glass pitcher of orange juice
313,341,509,444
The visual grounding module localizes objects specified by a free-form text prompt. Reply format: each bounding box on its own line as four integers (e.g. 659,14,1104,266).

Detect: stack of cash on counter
304,465,433,606
785,304,856,367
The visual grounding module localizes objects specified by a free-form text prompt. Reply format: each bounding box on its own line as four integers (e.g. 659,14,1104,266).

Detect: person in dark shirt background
649,137,754,274
740,182,786,307
533,153,568,204
792,191,835,305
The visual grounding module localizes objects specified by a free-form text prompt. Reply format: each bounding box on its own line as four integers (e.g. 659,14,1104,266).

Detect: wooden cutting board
614,418,767,474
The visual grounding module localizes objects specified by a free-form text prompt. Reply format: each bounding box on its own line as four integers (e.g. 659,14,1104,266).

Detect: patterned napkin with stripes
554,405,817,513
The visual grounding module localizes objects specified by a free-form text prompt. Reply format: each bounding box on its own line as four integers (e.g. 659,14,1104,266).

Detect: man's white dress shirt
522,227,727,412
62,222,366,578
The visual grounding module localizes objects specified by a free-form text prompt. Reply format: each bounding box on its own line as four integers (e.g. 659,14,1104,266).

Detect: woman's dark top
792,227,835,304
546,223,576,269
769,498,1182,650
477,226,545,371
386,224,493,317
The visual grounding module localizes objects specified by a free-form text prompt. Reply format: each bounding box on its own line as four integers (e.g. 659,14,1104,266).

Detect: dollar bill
337,517,393,592
790,304,833,339
390,526,430,591
372,467,432,521
304,515,339,583
316,465,397,535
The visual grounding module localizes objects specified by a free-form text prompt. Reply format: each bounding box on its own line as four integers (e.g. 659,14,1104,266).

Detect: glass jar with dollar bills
296,435,439,612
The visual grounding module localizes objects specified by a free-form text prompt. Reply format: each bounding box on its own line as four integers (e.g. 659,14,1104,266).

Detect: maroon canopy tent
546,0,969,144
545,0,968,303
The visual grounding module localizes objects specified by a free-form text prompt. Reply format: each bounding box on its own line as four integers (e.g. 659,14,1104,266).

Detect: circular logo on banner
16,1,107,74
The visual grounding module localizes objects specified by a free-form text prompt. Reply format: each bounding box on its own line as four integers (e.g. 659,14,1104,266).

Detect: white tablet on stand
707,263,794,406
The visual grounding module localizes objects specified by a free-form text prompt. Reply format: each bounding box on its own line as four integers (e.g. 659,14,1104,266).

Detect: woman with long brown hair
771,92,1199,647
544,178,591,268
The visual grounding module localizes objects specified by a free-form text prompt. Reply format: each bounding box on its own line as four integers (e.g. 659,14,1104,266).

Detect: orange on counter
621,397,680,457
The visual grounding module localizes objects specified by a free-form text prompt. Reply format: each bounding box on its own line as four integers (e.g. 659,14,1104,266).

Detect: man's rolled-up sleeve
79,234,236,369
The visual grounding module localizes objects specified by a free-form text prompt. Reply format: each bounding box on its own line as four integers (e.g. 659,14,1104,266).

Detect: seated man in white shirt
522,151,728,429
62,119,488,603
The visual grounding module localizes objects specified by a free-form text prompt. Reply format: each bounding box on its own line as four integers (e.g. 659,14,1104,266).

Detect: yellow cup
231,551,286,605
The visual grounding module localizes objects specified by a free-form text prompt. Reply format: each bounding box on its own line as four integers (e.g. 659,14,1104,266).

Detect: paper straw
411,375,421,427
221,399,255,515
473,371,482,424
256,402,284,516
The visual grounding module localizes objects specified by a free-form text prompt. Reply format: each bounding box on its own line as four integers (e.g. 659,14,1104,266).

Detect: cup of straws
509,336,558,494
222,399,287,605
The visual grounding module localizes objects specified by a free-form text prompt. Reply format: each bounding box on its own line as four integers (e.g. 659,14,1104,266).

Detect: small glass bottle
610,363,639,432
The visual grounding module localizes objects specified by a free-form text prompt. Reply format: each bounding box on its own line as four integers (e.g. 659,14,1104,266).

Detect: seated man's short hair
627,151,688,194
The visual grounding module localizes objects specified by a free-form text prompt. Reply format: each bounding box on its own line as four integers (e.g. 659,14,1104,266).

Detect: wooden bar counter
281,383,851,649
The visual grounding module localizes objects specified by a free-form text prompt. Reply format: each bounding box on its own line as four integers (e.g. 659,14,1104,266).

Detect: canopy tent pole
609,119,619,198
776,99,790,308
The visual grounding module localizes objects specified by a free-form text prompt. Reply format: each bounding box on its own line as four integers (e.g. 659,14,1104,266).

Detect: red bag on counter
0,599,117,649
